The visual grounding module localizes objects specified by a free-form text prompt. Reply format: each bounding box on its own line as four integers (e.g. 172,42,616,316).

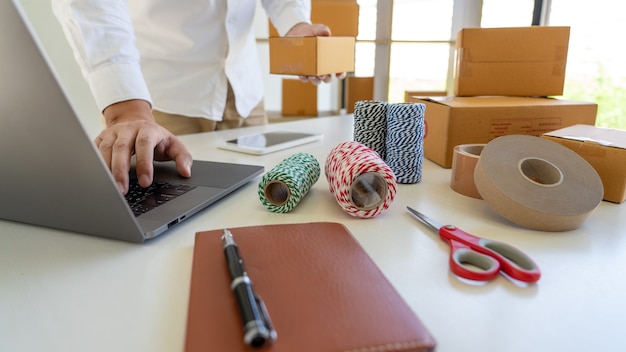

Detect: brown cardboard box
346,76,374,113
413,96,597,168
281,79,318,116
269,1,359,37
454,26,570,97
404,91,447,102
542,125,626,203
269,36,355,76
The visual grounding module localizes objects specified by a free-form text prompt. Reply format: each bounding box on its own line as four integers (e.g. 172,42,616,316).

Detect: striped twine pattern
385,103,426,184
258,153,320,213
325,141,397,218
353,100,426,184
353,100,388,160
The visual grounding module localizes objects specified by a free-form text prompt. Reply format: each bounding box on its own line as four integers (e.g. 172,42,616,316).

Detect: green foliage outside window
563,67,626,130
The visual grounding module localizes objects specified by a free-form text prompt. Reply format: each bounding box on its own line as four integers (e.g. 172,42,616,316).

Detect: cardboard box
346,76,374,113
454,26,570,97
413,96,597,168
542,125,626,203
404,90,447,102
269,1,359,37
281,79,318,116
269,36,355,76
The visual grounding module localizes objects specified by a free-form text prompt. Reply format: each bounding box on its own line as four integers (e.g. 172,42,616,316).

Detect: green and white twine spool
258,153,320,213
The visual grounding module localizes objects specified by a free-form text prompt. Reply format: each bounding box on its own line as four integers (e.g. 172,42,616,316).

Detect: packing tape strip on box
473,135,604,232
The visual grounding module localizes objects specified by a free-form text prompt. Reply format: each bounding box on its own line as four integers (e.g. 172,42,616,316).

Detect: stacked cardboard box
454,26,570,97
281,79,318,116
408,26,598,168
269,0,359,116
345,76,374,114
269,0,359,38
542,125,626,203
418,96,597,168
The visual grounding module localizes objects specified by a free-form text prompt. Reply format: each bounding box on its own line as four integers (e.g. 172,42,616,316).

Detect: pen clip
254,294,277,343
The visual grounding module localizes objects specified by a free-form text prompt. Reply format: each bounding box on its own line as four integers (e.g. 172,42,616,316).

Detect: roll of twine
353,100,388,160
385,102,426,184
353,100,426,184
258,152,320,213
325,141,397,218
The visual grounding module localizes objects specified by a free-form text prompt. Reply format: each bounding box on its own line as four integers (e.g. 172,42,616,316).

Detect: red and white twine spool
325,141,397,218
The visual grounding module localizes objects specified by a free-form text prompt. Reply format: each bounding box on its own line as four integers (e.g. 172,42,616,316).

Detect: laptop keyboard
125,180,196,217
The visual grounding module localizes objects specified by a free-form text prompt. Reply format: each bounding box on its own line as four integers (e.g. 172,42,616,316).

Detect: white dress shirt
52,0,310,120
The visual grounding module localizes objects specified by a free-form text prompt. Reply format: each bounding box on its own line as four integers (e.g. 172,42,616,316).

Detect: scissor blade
406,206,445,233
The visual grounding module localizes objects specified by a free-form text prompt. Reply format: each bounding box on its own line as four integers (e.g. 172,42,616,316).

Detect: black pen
221,229,276,348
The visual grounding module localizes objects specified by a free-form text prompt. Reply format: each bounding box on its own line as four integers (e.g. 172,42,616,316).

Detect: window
548,0,626,129
388,0,453,101
354,0,377,77
355,0,457,102
481,0,535,27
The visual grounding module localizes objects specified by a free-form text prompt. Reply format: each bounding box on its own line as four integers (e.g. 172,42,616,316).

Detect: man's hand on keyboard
96,99,193,195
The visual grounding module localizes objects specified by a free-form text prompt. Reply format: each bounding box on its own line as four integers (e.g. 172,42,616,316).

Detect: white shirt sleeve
261,0,311,36
51,0,152,112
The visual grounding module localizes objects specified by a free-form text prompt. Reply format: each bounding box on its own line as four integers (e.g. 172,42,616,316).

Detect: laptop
0,1,264,243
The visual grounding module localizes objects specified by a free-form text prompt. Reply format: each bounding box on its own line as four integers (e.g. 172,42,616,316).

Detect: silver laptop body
0,1,264,243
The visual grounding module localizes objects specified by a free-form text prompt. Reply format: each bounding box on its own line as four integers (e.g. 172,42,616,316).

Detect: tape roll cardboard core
460,145,484,157
351,172,387,210
518,157,564,187
264,180,290,206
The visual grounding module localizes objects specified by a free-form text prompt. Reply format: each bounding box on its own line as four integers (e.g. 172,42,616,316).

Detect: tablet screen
225,132,319,148
219,131,323,155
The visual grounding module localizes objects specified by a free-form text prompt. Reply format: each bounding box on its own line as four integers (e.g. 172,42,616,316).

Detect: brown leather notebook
185,222,436,352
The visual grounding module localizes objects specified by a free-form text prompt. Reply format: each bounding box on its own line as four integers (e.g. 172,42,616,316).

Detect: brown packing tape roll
474,135,604,232
450,144,485,199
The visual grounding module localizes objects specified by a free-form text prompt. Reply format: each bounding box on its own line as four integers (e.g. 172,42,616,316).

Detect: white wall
17,0,340,140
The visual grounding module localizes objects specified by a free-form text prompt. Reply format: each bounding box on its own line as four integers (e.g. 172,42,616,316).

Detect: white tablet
218,131,323,155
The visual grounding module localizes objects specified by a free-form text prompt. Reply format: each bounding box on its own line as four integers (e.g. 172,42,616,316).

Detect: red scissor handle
446,240,500,281
440,225,541,283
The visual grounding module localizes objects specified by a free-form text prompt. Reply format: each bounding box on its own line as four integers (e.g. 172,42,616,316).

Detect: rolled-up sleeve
261,0,311,36
52,0,152,111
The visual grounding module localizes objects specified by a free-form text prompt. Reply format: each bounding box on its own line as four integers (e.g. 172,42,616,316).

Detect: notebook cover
185,222,436,352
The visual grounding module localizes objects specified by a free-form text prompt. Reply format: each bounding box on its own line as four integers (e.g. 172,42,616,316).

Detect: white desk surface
2,115,625,352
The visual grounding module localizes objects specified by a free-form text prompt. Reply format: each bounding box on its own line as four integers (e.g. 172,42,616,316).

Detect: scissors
407,206,541,283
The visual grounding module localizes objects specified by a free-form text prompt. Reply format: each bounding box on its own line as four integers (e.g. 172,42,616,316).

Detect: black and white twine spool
353,100,388,160
353,100,426,184
385,102,426,184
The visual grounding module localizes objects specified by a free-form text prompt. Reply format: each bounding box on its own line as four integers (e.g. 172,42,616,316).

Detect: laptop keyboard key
125,180,196,216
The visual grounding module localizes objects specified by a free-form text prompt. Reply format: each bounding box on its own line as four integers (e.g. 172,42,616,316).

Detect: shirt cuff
86,63,153,112
268,3,311,36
